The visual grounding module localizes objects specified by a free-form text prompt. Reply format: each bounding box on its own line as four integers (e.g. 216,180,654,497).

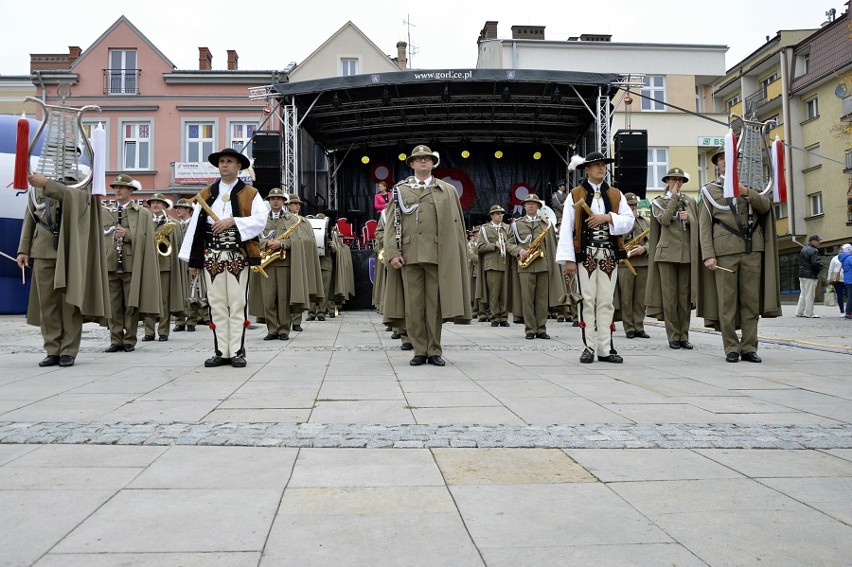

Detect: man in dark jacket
795,235,824,318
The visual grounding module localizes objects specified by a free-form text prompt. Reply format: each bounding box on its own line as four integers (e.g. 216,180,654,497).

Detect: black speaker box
252,133,281,198
614,130,648,198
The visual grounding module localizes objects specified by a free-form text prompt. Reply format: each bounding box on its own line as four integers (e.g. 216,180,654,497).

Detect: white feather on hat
568,155,585,172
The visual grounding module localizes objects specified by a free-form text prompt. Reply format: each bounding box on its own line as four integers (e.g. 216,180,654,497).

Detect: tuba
155,221,177,256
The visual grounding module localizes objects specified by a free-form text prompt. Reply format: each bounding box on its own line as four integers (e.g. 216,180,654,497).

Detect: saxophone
624,227,650,258
257,215,302,270
155,221,177,256
518,223,551,269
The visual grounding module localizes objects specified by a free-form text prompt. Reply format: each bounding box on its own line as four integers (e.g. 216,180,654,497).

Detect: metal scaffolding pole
283,98,299,194
596,86,611,156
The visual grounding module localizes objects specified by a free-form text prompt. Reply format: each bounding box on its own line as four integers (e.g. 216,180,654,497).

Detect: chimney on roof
227,50,239,71
395,41,408,69
68,46,82,64
199,47,212,70
511,25,545,40
480,21,499,41
578,33,612,42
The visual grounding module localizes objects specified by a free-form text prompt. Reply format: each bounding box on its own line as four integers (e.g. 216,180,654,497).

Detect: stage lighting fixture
501,87,511,102
361,155,370,164
331,93,341,109
494,150,503,159
461,149,470,159
398,153,407,161
381,88,392,105
550,86,561,103
441,84,451,103
533,151,542,160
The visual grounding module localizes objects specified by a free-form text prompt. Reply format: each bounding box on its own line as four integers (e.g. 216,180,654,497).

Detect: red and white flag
769,136,787,203
723,128,739,199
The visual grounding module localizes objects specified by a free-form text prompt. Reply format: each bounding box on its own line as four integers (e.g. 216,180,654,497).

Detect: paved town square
1,305,850,566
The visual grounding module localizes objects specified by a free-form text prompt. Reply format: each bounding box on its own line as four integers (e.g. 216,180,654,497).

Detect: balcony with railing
103,69,141,95
744,79,782,115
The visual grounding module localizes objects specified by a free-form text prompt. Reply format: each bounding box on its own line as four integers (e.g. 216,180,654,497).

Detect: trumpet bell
157,240,171,256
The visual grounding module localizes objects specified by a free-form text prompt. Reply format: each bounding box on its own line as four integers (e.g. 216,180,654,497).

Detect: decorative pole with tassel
13,112,29,190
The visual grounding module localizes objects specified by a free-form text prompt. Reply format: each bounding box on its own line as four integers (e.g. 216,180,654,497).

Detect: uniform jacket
152,217,188,316
506,216,566,313
19,181,110,325
382,175,472,326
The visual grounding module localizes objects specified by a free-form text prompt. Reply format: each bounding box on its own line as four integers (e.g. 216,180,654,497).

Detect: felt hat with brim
110,174,136,189
174,198,193,209
147,193,170,207
711,147,725,165
662,167,690,183
624,192,640,205
406,145,440,166
522,194,544,206
288,194,303,204
267,187,286,199
208,147,250,170
580,151,615,167
489,204,506,214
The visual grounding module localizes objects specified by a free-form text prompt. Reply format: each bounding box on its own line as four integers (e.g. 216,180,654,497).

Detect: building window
121,121,151,170
646,147,668,190
845,149,852,171
725,94,741,111
641,76,665,111
809,192,823,216
774,202,787,219
229,121,256,159
805,97,819,120
341,58,358,76
760,73,778,96
82,121,109,165
695,85,704,113
186,122,215,163
108,49,138,95
804,143,821,170
795,52,810,77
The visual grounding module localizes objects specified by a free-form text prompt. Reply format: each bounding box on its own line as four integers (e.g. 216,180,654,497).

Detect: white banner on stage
174,162,253,185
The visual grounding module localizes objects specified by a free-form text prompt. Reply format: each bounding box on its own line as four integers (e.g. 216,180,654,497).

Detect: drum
539,204,557,226
307,216,331,257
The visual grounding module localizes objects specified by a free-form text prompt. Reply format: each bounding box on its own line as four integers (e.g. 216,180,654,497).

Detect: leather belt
205,228,241,250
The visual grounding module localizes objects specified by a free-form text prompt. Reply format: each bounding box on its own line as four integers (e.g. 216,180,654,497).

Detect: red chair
336,218,357,248
361,219,378,249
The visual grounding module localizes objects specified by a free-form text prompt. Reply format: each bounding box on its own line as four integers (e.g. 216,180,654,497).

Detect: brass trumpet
155,221,177,256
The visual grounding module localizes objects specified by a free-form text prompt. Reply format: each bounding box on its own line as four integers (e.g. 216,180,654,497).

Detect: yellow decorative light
533,151,542,160
361,155,370,164
494,150,503,159
398,153,407,161
461,150,470,159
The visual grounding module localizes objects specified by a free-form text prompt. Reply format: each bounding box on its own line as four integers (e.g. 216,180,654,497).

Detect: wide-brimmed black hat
580,151,615,167
208,147,250,170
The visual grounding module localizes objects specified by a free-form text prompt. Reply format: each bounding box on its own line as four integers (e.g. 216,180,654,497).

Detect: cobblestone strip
1,422,850,449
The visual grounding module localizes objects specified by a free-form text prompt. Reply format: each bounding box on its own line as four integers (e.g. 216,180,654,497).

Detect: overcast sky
0,1,840,76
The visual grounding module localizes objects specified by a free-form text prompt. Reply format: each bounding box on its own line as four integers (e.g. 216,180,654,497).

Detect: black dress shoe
536,332,551,340
499,321,510,327
142,335,154,342
636,331,650,339
626,331,636,339
526,333,535,340
491,321,500,327
391,332,401,339
478,316,488,322
401,343,413,351
410,355,427,366
598,354,624,363
123,344,135,352
557,316,565,322
572,321,580,327
263,334,279,340
385,325,393,331
427,355,446,366
231,356,247,368
669,341,681,349
39,355,60,367
104,344,122,353
741,352,762,363
579,349,595,364
158,336,169,342
173,325,186,332
726,352,739,363
306,315,316,321
204,356,231,367
680,341,694,350
59,355,75,367
187,325,196,332
279,334,289,340
292,325,303,332
317,315,326,321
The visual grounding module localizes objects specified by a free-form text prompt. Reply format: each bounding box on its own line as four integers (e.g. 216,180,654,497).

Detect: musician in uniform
646,167,699,350
383,144,472,366
285,194,324,332
697,148,781,362
17,172,110,367
476,205,511,327
372,207,413,351
142,194,186,342
178,148,267,368
617,193,650,339
468,229,485,320
308,213,334,322
172,198,203,332
556,152,634,363
506,194,563,339
330,227,356,313
102,174,161,353
550,180,568,226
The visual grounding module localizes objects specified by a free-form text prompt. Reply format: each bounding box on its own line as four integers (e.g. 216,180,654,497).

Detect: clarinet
394,186,403,257
115,206,125,274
